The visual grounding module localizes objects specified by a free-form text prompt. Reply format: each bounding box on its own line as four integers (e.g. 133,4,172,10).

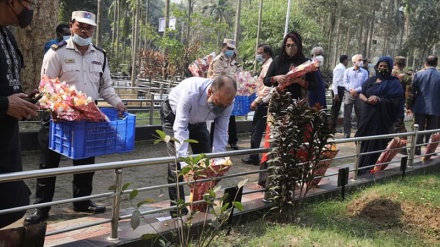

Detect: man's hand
349,89,358,97
333,94,340,102
250,101,258,111
6,93,39,120
115,102,127,116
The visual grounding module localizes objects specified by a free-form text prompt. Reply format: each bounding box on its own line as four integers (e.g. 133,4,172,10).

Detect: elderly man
308,46,327,108
343,54,369,138
408,55,440,155
161,76,236,217
0,0,40,228
25,10,126,225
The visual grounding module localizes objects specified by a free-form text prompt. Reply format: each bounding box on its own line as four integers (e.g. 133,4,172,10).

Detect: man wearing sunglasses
0,0,40,228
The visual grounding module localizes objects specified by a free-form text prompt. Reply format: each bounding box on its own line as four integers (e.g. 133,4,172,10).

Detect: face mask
207,98,227,115
377,67,390,76
11,3,34,28
72,33,92,46
224,50,234,58
314,55,324,67
63,36,71,41
256,54,264,63
357,61,364,68
285,47,295,57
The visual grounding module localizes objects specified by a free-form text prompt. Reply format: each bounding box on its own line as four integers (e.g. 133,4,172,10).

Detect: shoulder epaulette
51,40,67,51
92,44,106,54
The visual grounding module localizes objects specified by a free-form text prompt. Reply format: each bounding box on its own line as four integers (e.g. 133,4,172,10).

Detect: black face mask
11,2,34,28
375,67,390,80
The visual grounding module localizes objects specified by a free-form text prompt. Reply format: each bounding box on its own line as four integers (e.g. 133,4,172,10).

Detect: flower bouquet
188,52,216,78
422,133,440,161
370,137,407,173
308,144,339,187
184,158,233,212
39,76,107,122
235,70,257,96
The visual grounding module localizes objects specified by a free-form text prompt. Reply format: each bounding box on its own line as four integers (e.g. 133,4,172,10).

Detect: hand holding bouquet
39,76,107,122
279,60,320,90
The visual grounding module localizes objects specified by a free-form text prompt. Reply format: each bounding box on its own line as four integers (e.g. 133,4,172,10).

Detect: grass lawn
209,174,440,247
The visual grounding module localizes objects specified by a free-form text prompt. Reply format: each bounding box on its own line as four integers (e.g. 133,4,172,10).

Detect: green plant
265,91,335,222
113,130,246,247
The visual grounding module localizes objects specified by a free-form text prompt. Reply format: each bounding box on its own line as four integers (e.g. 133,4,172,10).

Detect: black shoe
73,202,106,214
415,148,421,155
24,209,49,225
229,144,239,150
241,157,259,166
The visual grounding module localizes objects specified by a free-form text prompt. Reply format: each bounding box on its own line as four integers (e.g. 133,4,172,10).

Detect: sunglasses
285,44,297,49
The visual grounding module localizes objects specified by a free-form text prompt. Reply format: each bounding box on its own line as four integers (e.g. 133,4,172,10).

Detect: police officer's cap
223,38,236,49
72,11,97,27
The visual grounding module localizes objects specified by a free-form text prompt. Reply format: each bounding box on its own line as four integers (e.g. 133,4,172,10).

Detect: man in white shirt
343,54,369,138
330,55,348,130
160,75,237,217
241,44,273,166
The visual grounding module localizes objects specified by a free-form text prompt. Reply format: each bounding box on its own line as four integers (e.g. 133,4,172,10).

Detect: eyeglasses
285,44,297,49
21,0,37,10
76,23,96,32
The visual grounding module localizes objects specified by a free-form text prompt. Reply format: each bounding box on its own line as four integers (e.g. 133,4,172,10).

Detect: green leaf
137,199,155,207
140,233,158,240
184,139,199,143
129,189,139,200
122,183,131,191
108,185,117,191
130,210,141,230
155,129,166,139
232,202,244,211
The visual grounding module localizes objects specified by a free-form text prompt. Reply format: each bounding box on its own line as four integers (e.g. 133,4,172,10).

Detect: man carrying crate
25,10,126,225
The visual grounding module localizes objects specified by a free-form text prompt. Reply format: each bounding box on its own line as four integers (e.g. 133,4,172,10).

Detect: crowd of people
0,1,439,229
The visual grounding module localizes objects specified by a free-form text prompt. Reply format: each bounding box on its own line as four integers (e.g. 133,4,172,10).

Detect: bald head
210,75,237,106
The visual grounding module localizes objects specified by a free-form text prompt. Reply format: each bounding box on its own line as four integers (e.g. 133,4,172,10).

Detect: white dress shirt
168,77,233,157
332,63,346,95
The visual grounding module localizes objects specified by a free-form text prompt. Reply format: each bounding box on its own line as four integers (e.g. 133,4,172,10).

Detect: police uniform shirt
41,39,121,107
207,53,233,79
168,77,233,157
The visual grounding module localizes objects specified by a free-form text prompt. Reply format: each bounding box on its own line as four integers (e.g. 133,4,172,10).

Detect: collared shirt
254,57,273,103
411,67,440,116
343,66,369,93
207,53,233,79
41,39,122,107
168,77,233,157
332,63,346,94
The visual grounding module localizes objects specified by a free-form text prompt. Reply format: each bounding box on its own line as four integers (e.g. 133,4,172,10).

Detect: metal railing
1,124,440,240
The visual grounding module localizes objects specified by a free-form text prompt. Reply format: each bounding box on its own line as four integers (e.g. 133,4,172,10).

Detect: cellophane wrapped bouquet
235,70,257,96
371,137,407,173
39,76,107,122
188,52,216,77
422,133,440,161
184,157,233,212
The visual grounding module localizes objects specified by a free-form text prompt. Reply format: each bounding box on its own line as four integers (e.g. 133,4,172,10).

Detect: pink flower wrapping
279,60,320,91
371,137,407,173
422,133,440,161
39,76,108,122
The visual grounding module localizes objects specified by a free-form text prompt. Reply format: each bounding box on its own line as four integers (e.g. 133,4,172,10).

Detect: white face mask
72,33,92,46
314,55,324,67
356,60,364,68
256,54,264,63
63,36,71,41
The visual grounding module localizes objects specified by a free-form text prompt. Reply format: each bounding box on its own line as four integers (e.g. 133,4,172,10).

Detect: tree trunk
367,9,375,58
234,0,242,44
332,0,343,67
345,25,351,55
253,0,263,74
131,0,140,87
164,0,170,37
15,0,58,92
115,0,120,65
96,0,102,46
111,0,117,55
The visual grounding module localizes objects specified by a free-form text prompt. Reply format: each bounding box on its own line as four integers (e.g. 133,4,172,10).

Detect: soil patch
347,193,440,243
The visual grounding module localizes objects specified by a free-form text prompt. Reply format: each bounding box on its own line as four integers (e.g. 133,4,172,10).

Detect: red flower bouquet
371,137,407,173
184,158,233,212
39,76,107,122
422,133,440,161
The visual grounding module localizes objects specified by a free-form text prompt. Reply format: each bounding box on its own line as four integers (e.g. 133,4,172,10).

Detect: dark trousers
228,115,238,145
34,126,96,212
330,87,345,128
160,101,212,215
249,103,268,162
414,113,440,149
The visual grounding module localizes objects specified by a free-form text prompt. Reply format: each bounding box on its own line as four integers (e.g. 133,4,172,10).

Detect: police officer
25,10,126,225
207,38,236,79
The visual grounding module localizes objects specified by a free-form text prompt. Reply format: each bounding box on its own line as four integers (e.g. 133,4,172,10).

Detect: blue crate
49,108,136,159
231,93,256,116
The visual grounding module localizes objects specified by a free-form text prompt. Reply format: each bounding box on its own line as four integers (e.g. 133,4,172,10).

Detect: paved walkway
6,134,440,246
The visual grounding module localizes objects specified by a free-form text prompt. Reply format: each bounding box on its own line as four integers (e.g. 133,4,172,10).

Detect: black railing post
337,167,349,201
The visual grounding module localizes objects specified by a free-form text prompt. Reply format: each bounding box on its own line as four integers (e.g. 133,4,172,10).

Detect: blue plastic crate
231,93,256,116
49,108,136,159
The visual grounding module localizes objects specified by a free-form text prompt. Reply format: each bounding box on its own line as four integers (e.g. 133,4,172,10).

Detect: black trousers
330,86,345,128
228,115,238,145
160,101,212,215
249,103,268,162
414,113,440,148
34,126,96,212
